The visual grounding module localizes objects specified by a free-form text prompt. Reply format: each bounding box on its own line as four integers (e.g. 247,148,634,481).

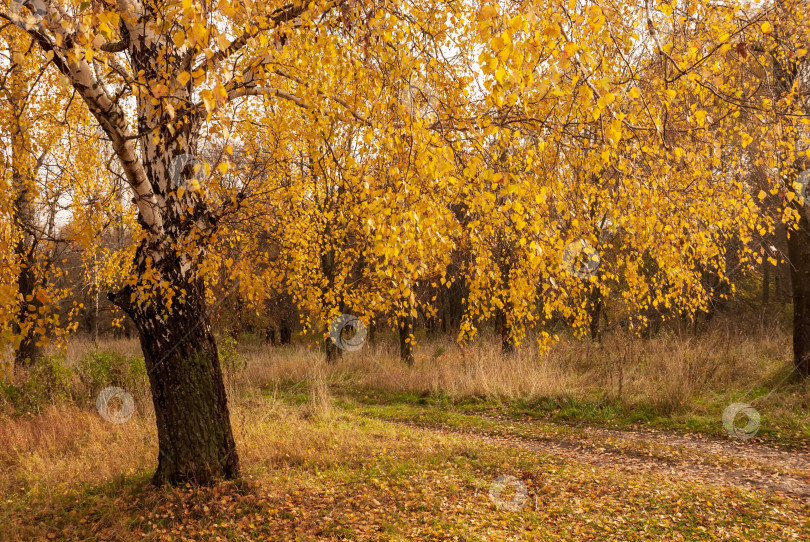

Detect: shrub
77,350,147,398
0,354,74,415
219,335,246,376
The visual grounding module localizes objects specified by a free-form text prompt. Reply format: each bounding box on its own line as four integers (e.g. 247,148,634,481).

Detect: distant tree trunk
773,47,810,379
367,319,377,345
265,326,277,346
399,314,415,365
12,247,39,369
762,259,771,307
496,239,515,354
494,305,514,354
320,248,342,363
279,317,292,345
325,331,342,363
786,205,810,378
110,256,239,485
9,52,40,370
587,285,604,342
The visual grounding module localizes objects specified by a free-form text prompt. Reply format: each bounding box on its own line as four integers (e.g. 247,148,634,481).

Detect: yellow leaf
605,119,622,147
761,21,772,35
214,83,228,105
479,5,498,19
177,71,191,86
152,84,169,98
564,42,579,58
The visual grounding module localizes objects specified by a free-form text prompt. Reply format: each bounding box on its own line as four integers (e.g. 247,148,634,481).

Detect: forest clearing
1,0,810,539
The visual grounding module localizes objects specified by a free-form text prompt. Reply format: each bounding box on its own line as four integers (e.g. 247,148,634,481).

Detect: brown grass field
0,318,808,540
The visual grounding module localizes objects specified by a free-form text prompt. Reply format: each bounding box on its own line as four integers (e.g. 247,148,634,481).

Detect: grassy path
362,409,810,501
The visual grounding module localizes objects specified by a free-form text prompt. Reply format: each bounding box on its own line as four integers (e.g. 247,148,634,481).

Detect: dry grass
0,405,156,496
0,319,807,540
0,317,805,504
236,319,798,414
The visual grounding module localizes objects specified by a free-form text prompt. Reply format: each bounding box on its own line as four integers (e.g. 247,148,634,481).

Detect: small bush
220,335,246,376
77,350,147,398
0,354,74,414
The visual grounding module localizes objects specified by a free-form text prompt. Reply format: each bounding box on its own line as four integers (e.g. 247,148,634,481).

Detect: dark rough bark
110,262,239,485
786,207,810,379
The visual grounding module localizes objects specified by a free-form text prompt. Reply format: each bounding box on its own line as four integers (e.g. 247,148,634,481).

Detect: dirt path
384,417,810,503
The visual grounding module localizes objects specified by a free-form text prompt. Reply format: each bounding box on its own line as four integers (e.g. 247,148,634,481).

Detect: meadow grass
0,319,807,540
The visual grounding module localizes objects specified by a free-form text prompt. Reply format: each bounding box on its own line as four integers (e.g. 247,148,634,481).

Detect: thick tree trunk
787,207,810,379
110,265,239,485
